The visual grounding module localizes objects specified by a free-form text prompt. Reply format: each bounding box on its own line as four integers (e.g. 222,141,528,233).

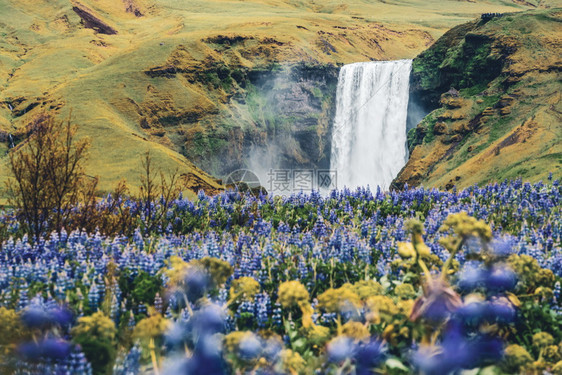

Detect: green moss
309,87,324,99
190,132,228,158
487,115,512,144
412,42,450,92
415,109,442,145
480,94,501,108
203,71,222,89
411,20,504,109
407,126,424,152
460,82,488,97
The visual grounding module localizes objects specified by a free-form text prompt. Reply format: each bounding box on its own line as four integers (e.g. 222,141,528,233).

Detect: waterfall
330,60,412,191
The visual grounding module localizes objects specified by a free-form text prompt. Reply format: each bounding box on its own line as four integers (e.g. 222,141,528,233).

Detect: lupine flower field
1,177,561,375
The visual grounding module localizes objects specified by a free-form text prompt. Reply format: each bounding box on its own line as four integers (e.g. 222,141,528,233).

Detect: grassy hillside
393,8,562,190
0,0,543,196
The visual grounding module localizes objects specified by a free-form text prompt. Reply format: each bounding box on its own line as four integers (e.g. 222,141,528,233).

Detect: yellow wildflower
279,349,306,375
193,257,233,286
224,331,252,355
278,281,310,309
396,299,414,316
229,277,260,302
71,311,116,342
397,242,416,259
133,314,170,343
164,256,233,289
415,242,431,257
365,295,398,324
552,360,562,374
502,344,533,373
304,324,331,347
352,280,383,299
543,345,561,364
394,283,416,299
341,321,369,342
317,285,361,314
533,332,554,349
440,212,492,241
0,307,25,356
164,256,190,286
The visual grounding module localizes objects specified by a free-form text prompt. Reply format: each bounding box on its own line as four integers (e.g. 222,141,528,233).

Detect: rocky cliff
144,54,340,177
394,9,562,190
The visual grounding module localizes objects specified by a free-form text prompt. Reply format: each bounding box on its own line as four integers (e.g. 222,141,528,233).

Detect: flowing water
330,60,412,191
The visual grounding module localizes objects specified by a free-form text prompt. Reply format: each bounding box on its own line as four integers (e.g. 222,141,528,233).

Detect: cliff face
394,9,562,190
144,56,340,177
182,63,339,176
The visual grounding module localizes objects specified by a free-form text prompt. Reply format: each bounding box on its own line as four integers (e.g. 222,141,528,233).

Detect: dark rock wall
186,63,340,177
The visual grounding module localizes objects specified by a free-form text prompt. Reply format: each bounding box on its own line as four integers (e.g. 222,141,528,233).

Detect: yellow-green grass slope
394,8,562,190
0,0,550,196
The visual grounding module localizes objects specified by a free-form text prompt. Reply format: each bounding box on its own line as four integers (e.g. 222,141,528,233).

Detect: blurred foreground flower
18,338,72,361
21,298,72,330
410,277,462,324
412,323,503,375
327,336,355,363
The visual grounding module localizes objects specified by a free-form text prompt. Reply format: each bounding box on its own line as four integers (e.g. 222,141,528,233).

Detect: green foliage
131,271,162,307
28,281,48,299
516,300,562,348
75,338,116,375
309,86,324,99
412,35,453,94
459,82,488,97
72,312,117,375
190,130,229,158
117,269,163,314
508,254,555,293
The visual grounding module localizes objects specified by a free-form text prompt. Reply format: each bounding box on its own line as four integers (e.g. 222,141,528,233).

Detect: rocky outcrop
143,60,339,177
72,2,118,35
394,9,562,190
227,64,339,173
123,0,143,17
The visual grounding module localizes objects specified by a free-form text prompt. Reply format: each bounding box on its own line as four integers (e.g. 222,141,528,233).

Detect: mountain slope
0,0,541,195
393,8,562,190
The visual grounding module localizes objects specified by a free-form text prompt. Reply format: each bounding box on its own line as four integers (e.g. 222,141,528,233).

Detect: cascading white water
330,60,412,191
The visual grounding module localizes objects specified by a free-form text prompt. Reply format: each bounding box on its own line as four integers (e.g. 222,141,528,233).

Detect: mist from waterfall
330,60,412,191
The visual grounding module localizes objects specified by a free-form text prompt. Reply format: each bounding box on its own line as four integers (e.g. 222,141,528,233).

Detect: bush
72,311,117,375
6,113,93,242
